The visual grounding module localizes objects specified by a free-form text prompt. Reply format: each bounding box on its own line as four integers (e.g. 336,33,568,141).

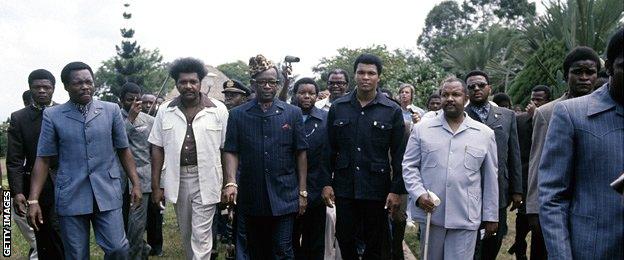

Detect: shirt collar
31,101,54,111
168,93,215,109
307,107,325,121
72,100,92,115
468,101,490,111
431,111,482,131
348,89,392,107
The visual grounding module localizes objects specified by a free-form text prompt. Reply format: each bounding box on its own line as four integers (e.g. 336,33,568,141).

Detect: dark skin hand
509,193,523,211
27,156,51,230
277,65,292,102
385,193,401,215
14,193,28,217
118,148,143,210
222,152,239,205
484,221,499,237
296,150,307,216
127,97,142,123
321,186,335,208
417,193,436,213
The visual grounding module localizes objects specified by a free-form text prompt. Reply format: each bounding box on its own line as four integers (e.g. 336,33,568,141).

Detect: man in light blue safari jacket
402,77,499,260
27,61,143,260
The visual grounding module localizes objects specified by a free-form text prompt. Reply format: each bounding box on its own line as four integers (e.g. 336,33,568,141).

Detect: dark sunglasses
467,82,488,90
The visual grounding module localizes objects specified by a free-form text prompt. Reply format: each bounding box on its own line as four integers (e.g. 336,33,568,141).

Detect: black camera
284,56,300,63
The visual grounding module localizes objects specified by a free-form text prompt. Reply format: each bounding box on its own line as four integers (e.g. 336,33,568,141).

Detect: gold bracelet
27,200,39,205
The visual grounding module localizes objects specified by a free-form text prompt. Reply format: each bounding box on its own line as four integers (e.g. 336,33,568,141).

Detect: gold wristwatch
299,190,308,198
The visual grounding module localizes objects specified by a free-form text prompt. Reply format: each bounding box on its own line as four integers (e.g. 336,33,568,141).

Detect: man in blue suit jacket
223,55,308,259
27,62,143,260
539,28,623,260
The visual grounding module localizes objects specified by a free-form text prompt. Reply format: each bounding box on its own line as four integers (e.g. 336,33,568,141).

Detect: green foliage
507,39,567,106
94,49,169,101
418,0,535,62
0,119,8,157
524,0,623,54
216,60,251,84
313,45,446,107
440,26,528,92
418,1,469,63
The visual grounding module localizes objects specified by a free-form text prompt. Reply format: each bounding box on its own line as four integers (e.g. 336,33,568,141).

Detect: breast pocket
204,122,223,146
464,145,486,171
162,123,174,145
280,126,293,146
371,120,393,145
333,119,352,142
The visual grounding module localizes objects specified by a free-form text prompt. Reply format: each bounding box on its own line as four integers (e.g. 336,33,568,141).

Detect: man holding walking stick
402,77,498,259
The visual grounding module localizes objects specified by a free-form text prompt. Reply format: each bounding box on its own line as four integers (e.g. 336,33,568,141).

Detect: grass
2,158,530,259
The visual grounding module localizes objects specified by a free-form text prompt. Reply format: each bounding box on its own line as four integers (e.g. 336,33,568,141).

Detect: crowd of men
2,27,622,260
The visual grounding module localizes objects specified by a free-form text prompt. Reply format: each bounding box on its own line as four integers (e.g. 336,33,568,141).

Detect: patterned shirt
469,102,491,122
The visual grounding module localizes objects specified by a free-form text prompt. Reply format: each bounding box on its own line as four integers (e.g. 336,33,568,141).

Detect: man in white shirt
149,58,228,260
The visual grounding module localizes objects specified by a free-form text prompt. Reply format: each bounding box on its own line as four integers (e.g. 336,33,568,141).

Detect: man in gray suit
525,46,602,258
509,85,551,260
465,70,522,260
119,82,155,259
539,28,623,259
403,77,499,259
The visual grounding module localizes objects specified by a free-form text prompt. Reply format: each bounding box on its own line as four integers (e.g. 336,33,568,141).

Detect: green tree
313,45,446,107
94,2,168,101
418,0,535,62
440,26,528,92
216,61,251,84
95,49,169,99
507,39,567,106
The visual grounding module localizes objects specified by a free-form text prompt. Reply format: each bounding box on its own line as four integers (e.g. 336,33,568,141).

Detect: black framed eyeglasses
467,82,488,90
327,81,348,86
251,79,280,87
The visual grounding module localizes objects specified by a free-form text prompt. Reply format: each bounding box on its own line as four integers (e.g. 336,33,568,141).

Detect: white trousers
174,166,216,260
418,223,478,260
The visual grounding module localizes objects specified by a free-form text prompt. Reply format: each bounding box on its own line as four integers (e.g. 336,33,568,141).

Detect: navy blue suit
224,98,307,259
292,107,330,259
